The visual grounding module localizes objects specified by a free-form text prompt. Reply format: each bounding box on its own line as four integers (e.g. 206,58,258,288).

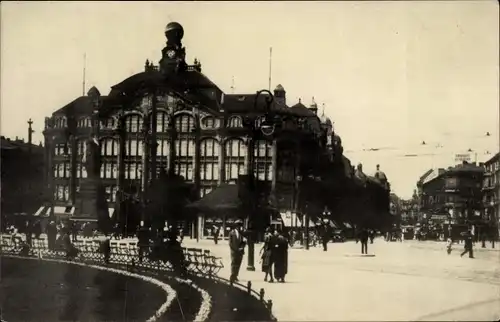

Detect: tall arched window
175,138,195,181
254,140,273,181
175,114,195,133
228,116,243,128
124,114,142,133
157,139,169,171
201,116,218,129
125,138,143,157
225,138,246,181
100,138,117,156
101,117,115,129
156,111,168,133
200,138,220,182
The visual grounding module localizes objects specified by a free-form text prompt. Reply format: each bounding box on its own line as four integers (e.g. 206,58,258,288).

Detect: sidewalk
183,239,500,321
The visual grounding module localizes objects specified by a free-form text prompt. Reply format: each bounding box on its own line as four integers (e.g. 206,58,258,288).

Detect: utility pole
27,119,34,216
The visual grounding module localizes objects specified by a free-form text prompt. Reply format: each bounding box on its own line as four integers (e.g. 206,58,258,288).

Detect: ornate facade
42,22,336,226
41,22,391,235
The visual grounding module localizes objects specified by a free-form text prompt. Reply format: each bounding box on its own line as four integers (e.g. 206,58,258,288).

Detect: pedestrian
273,229,289,283
260,227,274,283
137,225,150,263
70,221,78,242
213,226,220,245
460,230,474,258
369,230,374,244
446,237,453,255
359,228,369,255
228,220,246,283
46,220,57,250
321,225,330,251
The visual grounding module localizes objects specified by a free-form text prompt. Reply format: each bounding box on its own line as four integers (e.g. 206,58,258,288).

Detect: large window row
124,162,143,180
53,117,68,129
54,162,71,178
101,138,118,156
100,162,118,179
54,143,67,156
175,162,194,181
200,162,220,181
75,164,88,178
105,185,118,203
78,117,92,128
175,114,195,133
54,185,70,201
176,139,196,157
255,161,273,181
200,139,220,157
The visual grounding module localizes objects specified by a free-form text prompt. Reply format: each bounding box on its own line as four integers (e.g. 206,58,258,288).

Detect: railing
0,235,277,321
0,235,224,277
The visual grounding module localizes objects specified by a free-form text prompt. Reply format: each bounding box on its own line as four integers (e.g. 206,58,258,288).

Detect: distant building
482,152,500,238
1,135,45,228
420,162,484,232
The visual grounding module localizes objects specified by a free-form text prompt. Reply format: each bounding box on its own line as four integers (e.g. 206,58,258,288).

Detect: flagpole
268,47,272,91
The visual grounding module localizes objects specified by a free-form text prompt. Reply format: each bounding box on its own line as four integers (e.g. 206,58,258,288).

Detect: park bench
0,236,223,279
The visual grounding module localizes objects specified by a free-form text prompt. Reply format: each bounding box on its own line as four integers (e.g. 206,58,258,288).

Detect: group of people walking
228,221,289,284
260,227,289,283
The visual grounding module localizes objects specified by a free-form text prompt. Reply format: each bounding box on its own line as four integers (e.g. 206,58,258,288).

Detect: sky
1,1,499,199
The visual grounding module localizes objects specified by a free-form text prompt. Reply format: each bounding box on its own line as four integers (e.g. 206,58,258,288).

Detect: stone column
115,115,125,193
218,136,226,185
69,135,77,205
271,138,278,193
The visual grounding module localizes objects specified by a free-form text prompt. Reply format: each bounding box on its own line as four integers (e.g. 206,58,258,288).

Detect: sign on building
455,153,471,162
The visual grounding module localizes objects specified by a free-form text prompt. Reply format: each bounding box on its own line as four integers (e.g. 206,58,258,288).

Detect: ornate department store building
41,22,390,237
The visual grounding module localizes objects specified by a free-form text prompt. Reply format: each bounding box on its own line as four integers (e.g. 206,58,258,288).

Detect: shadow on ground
0,257,164,322
1,256,275,321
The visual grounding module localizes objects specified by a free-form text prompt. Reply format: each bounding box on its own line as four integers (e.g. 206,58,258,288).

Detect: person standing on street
359,228,369,255
446,237,453,255
321,224,330,251
460,230,474,258
273,229,289,283
213,226,220,245
229,220,246,283
260,227,275,283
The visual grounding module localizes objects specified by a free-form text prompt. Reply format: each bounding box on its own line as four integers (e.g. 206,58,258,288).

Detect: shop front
201,214,246,239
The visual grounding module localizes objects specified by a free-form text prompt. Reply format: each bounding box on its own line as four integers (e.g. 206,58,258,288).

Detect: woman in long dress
273,230,289,283
260,227,274,282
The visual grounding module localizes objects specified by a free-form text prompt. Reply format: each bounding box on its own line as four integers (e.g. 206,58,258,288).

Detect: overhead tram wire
344,131,497,160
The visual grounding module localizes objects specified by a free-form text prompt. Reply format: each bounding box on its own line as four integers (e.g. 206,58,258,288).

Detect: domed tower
308,97,318,115
273,84,286,106
159,22,187,75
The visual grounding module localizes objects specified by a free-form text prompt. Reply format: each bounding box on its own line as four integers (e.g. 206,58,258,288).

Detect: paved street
183,238,500,321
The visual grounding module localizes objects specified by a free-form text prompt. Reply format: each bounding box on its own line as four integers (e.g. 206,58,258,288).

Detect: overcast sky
1,1,498,198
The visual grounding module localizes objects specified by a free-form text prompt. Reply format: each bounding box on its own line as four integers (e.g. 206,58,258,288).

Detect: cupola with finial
308,97,318,115
273,84,286,106
159,22,187,75
193,57,202,72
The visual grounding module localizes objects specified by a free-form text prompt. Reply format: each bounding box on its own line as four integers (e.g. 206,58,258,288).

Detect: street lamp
242,89,279,271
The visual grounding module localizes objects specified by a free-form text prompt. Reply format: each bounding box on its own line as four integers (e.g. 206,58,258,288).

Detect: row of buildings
414,153,500,239
6,22,392,238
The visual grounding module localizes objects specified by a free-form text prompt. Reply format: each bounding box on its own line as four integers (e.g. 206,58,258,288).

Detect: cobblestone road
183,238,500,321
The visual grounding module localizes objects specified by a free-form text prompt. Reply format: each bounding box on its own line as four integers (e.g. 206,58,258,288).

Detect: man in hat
229,219,246,283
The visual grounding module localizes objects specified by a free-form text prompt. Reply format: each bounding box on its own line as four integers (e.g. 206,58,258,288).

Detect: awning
33,206,45,217
187,184,241,211
297,216,315,227
280,212,293,227
33,206,50,217
54,206,75,217
343,222,353,229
